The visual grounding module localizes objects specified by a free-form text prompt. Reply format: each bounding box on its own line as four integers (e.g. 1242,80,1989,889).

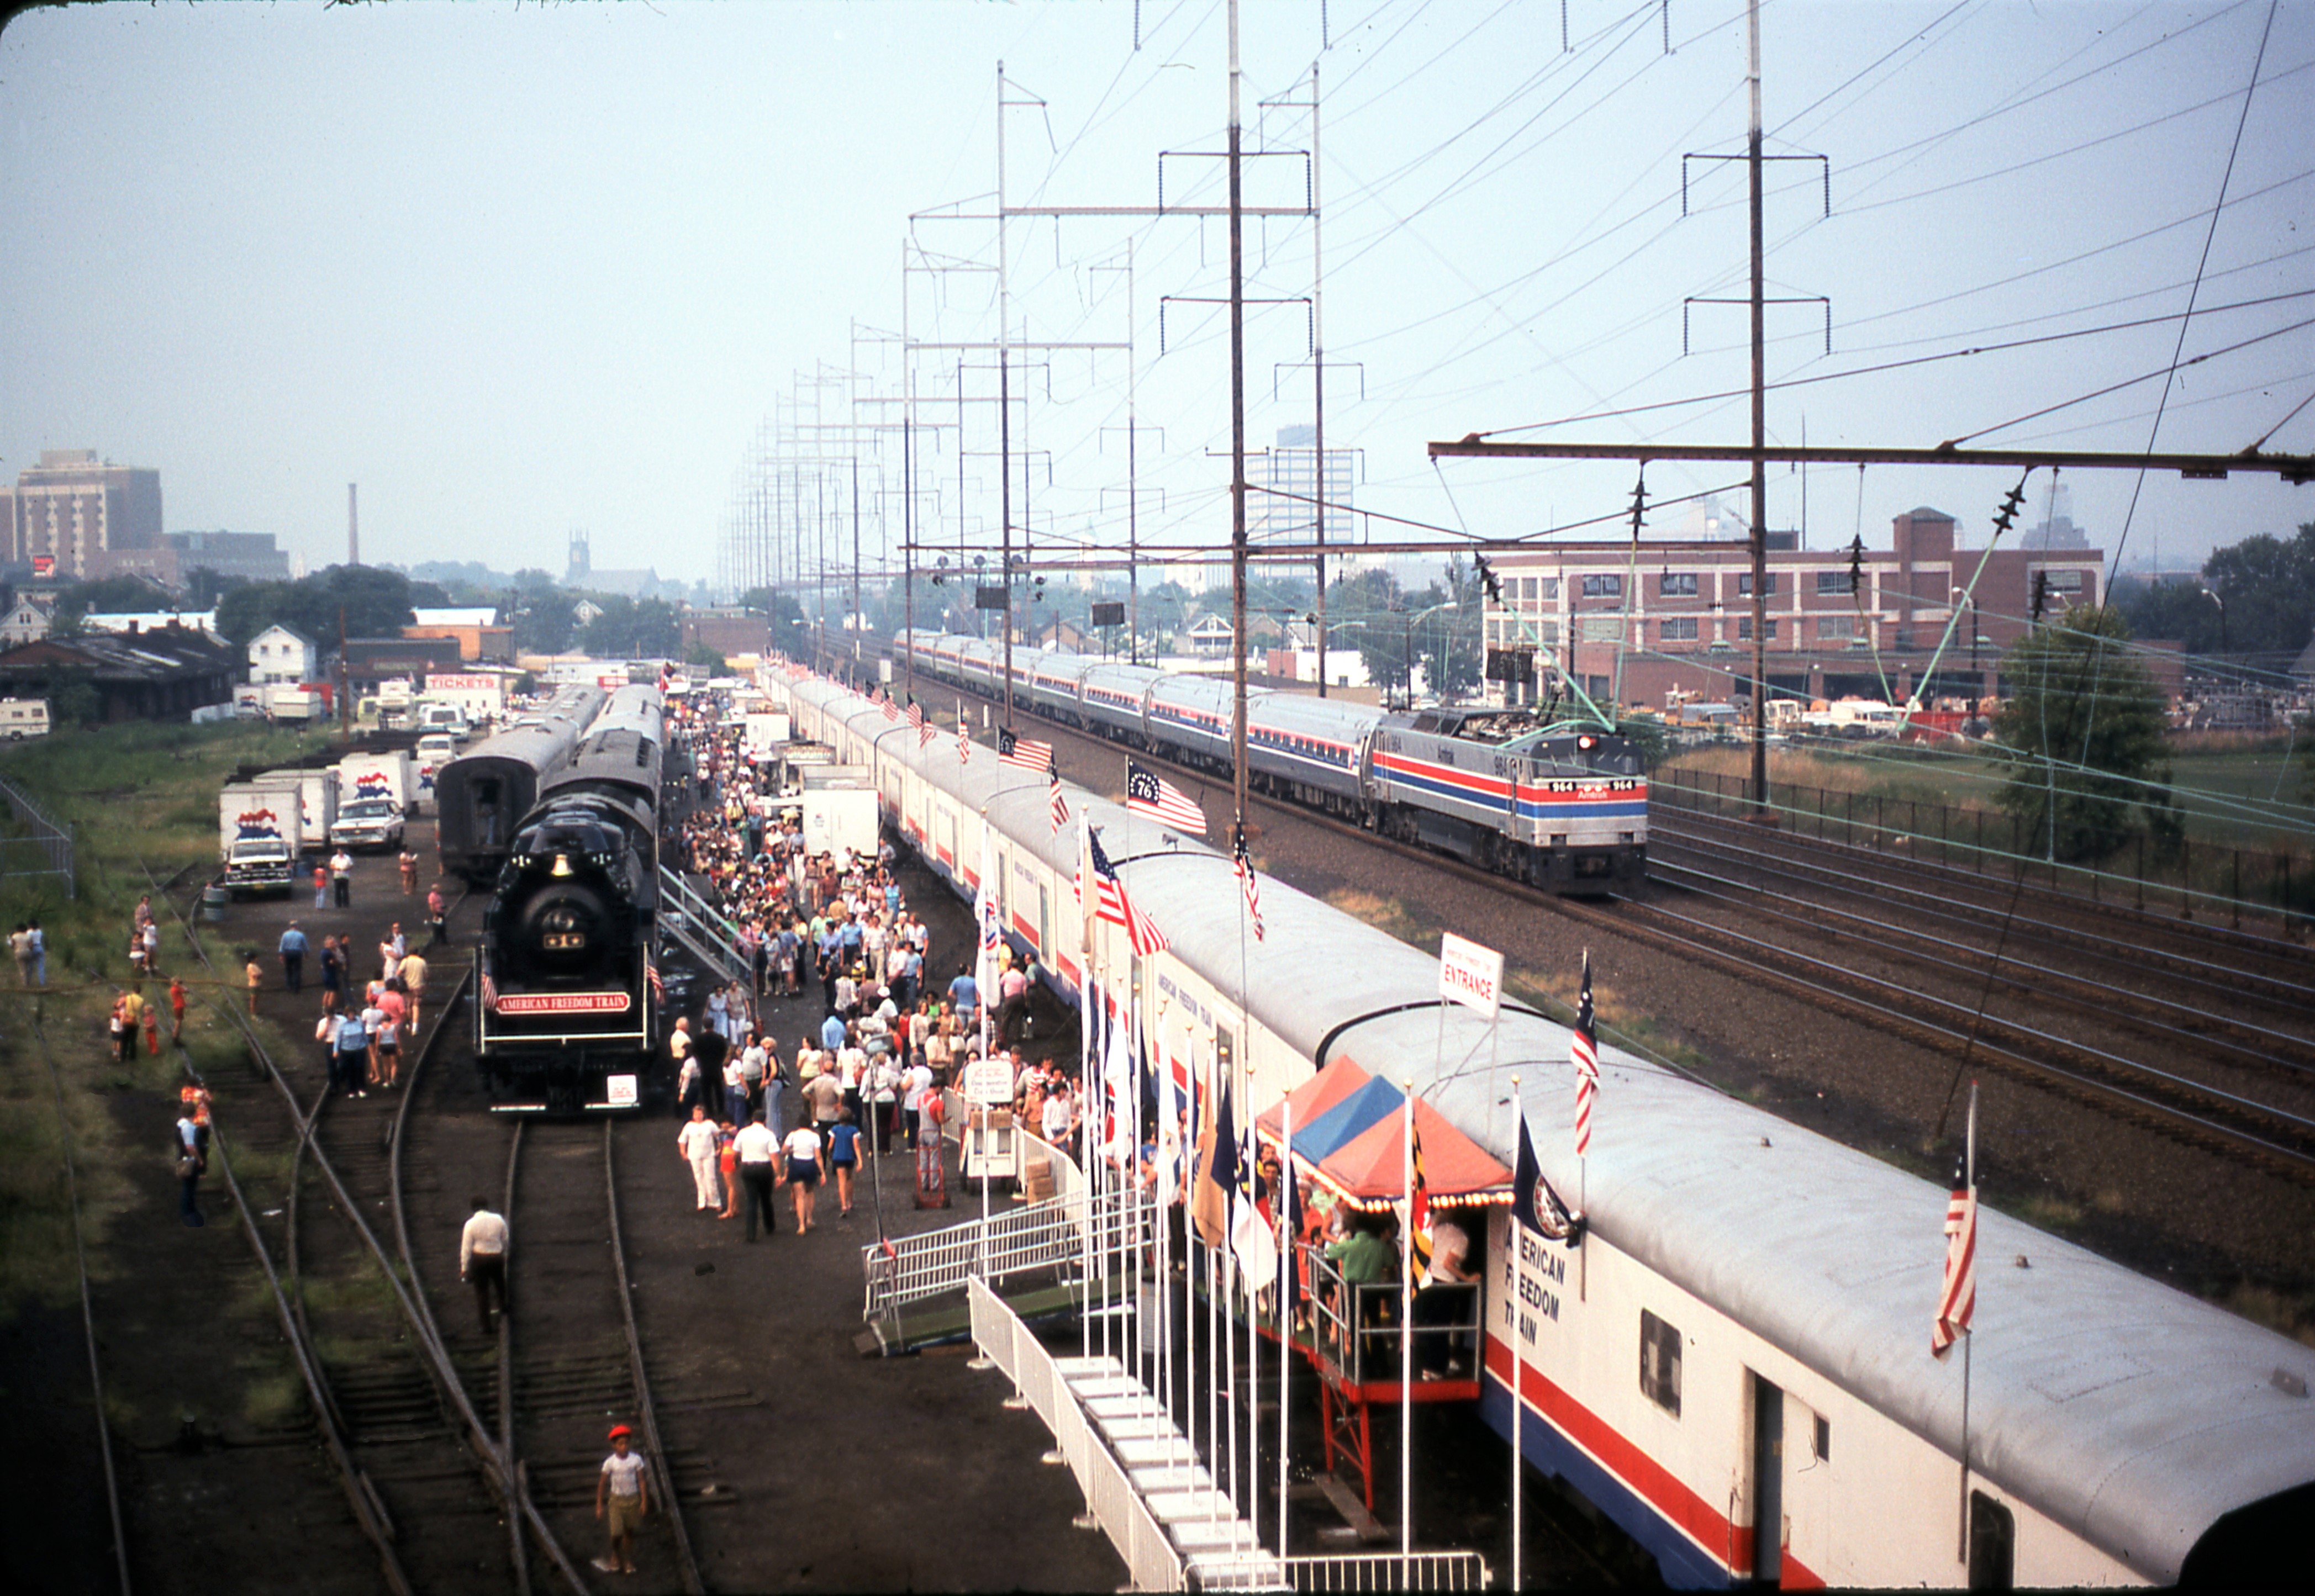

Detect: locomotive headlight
541,903,588,952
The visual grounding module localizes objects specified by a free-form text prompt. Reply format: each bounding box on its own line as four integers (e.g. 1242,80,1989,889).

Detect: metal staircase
655,865,751,987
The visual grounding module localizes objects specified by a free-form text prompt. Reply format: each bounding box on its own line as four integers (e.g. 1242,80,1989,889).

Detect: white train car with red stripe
767,663,2311,1588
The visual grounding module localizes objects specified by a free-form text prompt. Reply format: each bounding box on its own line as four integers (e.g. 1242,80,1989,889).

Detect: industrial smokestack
348,483,360,566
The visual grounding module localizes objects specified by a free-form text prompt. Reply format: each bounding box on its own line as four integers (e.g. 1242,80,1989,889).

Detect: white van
0,698,51,739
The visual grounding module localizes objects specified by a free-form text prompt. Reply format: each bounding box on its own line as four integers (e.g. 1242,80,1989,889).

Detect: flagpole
1079,815,1095,1361
1401,1077,1415,1579
1509,1077,1523,1595
1957,1081,1977,1566
978,812,993,1279
1278,1097,1293,1560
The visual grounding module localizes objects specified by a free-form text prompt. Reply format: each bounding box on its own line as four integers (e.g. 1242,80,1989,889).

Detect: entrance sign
1438,932,1504,1020
963,1059,1015,1106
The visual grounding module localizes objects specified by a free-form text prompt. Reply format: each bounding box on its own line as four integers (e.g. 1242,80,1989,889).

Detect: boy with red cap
594,1424,649,1574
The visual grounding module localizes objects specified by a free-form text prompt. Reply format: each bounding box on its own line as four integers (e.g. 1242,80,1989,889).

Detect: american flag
1126,761,1207,835
1087,827,1169,955
907,697,926,730
1048,762,1069,834
1572,950,1599,1158
957,726,973,763
1932,1152,1977,1357
1232,825,1264,942
880,690,901,723
999,727,1053,773
646,959,665,1004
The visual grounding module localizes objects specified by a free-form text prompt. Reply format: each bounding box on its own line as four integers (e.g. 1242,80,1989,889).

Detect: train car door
1749,1371,1784,1585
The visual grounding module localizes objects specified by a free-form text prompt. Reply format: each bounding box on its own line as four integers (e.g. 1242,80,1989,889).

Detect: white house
0,595,54,646
249,623,319,686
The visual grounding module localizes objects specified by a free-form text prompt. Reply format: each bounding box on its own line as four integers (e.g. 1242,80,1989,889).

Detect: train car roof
792,670,2315,1582
1247,691,1386,741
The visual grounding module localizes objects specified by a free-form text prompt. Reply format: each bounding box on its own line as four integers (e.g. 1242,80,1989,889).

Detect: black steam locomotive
474,685,666,1112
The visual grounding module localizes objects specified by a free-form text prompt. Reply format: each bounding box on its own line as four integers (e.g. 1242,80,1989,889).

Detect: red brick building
1483,508,2103,713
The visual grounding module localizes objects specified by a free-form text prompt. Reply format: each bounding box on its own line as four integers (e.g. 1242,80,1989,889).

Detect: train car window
1968,1493,2014,1591
1639,1309,1682,1416
1216,1022,1235,1078
1812,1411,1830,1462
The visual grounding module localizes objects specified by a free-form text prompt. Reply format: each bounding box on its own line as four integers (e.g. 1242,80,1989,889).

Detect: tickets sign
492,990,631,1016
1438,932,1505,1021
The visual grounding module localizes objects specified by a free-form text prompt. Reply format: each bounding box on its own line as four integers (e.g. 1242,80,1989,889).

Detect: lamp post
1951,587,1982,681
1397,600,1454,710
2202,587,2228,660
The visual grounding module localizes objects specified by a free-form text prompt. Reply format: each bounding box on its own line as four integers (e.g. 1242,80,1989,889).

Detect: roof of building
1902,505,1957,521
410,607,500,628
86,610,221,637
0,626,236,681
246,621,315,647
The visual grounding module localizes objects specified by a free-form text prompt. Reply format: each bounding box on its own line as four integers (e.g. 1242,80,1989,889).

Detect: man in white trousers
677,1103,723,1212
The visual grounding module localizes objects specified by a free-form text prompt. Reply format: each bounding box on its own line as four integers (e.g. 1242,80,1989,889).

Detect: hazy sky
3,1,2309,591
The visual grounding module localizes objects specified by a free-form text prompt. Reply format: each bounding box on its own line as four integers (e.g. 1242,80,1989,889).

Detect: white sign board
606,1073,639,1108
1438,932,1505,1021
963,1059,1015,1106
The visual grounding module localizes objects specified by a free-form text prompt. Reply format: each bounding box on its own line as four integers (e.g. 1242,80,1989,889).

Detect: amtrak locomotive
895,630,1646,890
473,685,665,1112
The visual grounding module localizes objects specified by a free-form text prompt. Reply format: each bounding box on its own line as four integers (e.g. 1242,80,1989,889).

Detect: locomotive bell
551,853,574,877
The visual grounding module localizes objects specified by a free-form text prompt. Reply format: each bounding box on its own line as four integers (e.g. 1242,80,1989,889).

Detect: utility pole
1228,0,1251,834
852,452,863,675
1310,61,1330,697
1747,0,1770,812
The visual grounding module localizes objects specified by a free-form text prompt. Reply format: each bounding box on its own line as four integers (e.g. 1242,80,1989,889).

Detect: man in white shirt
734,1116,779,1243
460,1197,509,1333
676,1105,722,1212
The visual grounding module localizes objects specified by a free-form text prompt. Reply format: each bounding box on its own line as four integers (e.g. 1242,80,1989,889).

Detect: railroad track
1647,817,2315,1027
1643,853,2315,1090
142,862,600,1593
1649,801,2315,984
21,1012,134,1596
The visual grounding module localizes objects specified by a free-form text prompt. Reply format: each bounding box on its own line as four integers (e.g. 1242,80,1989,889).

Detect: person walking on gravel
426,882,447,947
734,1114,778,1243
593,1424,648,1576
278,922,309,995
398,847,418,896
330,848,354,908
677,1104,722,1212
460,1196,509,1334
398,950,428,1038
782,1122,823,1233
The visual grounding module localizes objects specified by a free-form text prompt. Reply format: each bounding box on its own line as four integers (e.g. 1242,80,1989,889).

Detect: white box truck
262,766,340,843
799,769,879,860
338,750,417,817
219,779,305,897
743,711,792,753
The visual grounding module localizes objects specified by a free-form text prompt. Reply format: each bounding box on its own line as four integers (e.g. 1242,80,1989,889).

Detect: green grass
0,719,329,1322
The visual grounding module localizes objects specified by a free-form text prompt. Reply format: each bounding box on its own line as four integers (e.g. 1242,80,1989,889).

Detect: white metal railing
862,1187,1152,1323
969,1278,1185,1593
1224,1552,1491,1593
656,866,751,985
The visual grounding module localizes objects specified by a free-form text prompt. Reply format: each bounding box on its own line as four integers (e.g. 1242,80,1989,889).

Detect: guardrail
0,771,74,897
969,1277,1185,1593
864,1186,1152,1323
1193,1552,1490,1593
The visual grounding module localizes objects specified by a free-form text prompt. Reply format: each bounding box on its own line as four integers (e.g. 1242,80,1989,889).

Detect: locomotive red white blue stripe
896,630,1646,891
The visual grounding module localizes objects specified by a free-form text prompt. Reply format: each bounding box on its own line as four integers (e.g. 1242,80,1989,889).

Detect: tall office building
0,449,164,579
1257,425,1355,549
